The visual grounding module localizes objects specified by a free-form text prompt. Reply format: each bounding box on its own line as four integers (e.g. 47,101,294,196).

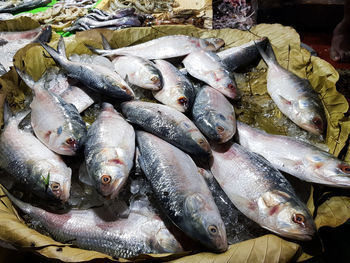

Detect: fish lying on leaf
0,0,51,14
236,121,350,187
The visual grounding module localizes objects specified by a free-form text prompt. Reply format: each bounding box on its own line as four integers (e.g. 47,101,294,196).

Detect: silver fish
40,36,134,100
192,85,236,143
0,0,51,13
121,101,211,158
3,188,183,258
0,25,51,71
183,50,238,99
0,109,71,202
217,37,268,72
210,142,316,241
87,35,225,60
113,55,162,91
84,103,135,199
257,41,326,135
153,59,194,112
136,131,227,252
236,121,350,187
17,69,87,156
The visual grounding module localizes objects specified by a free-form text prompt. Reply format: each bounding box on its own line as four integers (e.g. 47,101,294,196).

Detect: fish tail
57,36,67,59
32,25,52,44
40,36,67,65
255,38,277,66
15,67,36,90
101,102,115,111
1,186,34,215
3,100,30,127
85,44,108,56
100,33,112,50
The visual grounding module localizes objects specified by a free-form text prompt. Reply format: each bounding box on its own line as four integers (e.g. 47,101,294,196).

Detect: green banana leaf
0,18,350,262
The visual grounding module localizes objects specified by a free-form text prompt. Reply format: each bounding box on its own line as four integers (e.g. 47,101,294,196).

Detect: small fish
210,142,316,241
86,8,136,21
113,55,162,91
3,188,183,258
217,37,268,72
153,59,194,112
40,36,134,100
192,85,236,143
136,131,227,252
183,50,238,99
17,69,87,156
0,107,71,202
121,101,211,158
0,0,51,13
256,40,326,135
236,121,350,187
87,35,225,60
84,103,135,199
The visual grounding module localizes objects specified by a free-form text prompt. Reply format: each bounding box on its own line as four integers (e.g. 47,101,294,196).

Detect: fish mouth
102,178,125,200
60,182,71,202
59,145,78,156
263,226,315,241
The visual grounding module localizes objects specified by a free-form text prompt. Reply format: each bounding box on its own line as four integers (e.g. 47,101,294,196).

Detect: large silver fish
182,50,238,99
17,69,87,156
3,188,183,258
217,37,268,72
236,121,350,187
136,131,227,252
210,142,316,241
121,101,211,158
0,0,51,13
40,36,134,100
113,55,162,91
87,35,225,60
192,85,236,143
153,59,194,112
84,103,135,199
256,41,326,135
0,109,71,202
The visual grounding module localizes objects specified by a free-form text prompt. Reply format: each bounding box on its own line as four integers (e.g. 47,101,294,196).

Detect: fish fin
255,38,277,66
15,67,36,90
279,95,292,105
40,40,64,65
3,101,31,127
3,100,12,126
278,158,304,170
85,44,107,55
100,33,112,50
198,168,213,180
57,36,67,59
32,25,52,44
78,162,94,187
184,193,205,214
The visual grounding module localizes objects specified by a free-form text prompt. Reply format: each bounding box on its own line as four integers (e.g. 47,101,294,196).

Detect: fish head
190,132,212,156
103,75,134,99
258,190,315,240
94,164,126,199
184,193,228,252
204,38,225,51
208,113,236,143
295,95,326,136
46,168,72,202
142,65,163,90
153,227,184,253
56,128,85,155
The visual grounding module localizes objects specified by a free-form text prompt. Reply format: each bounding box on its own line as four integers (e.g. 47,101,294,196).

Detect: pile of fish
1,32,350,259
0,0,51,14
107,0,179,14
64,8,145,32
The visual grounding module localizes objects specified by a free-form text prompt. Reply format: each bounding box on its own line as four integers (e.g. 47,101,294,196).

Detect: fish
121,101,211,158
192,85,236,143
87,35,225,60
217,37,268,72
85,7,136,21
0,0,51,13
152,59,194,112
0,25,52,71
0,107,72,202
3,188,183,258
136,131,227,252
16,69,87,156
182,50,238,99
256,40,326,135
84,103,135,199
113,55,162,91
210,142,316,241
40,36,134,100
236,121,350,187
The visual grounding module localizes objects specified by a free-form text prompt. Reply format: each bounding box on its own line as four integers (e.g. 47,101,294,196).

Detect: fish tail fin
100,33,112,50
15,67,36,90
57,36,67,59
1,186,35,215
32,25,52,44
255,38,277,66
85,44,108,56
3,100,12,126
101,102,115,112
3,100,30,127
40,37,66,65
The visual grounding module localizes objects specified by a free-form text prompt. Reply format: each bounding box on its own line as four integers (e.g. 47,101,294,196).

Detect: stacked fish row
1,33,350,259
64,8,145,32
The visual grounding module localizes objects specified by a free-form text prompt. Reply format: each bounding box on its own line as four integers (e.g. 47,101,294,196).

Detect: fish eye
227,83,235,90
292,213,305,225
339,164,350,174
178,96,188,106
66,137,75,146
208,225,218,234
50,182,61,192
198,139,205,145
217,126,225,133
101,175,111,185
312,117,323,130
151,76,159,83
